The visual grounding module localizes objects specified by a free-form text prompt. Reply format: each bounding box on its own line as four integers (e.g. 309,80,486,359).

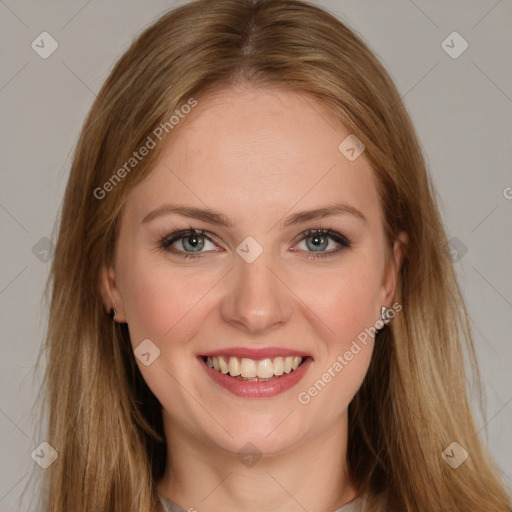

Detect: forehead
125,86,383,229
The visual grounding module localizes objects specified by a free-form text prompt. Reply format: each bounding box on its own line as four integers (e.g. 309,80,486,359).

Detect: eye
159,227,352,260
159,228,218,259
293,229,352,260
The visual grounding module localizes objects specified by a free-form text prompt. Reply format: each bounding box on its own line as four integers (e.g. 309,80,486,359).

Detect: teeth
218,356,229,374
228,356,241,376
206,355,304,378
273,356,284,375
256,358,274,378
240,358,257,378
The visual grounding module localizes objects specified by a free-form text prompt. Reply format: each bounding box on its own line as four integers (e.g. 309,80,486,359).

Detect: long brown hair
30,0,511,511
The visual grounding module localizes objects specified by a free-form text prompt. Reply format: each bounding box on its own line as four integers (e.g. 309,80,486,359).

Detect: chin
203,416,309,460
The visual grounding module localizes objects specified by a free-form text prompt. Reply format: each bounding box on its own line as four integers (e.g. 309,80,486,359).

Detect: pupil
184,234,204,251
308,234,327,251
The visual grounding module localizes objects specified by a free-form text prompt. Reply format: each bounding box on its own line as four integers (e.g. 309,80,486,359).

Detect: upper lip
199,347,313,359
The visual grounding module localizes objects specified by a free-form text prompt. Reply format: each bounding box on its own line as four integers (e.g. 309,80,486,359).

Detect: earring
109,308,117,321
381,306,393,323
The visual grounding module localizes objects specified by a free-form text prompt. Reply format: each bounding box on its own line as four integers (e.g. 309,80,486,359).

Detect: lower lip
199,356,313,398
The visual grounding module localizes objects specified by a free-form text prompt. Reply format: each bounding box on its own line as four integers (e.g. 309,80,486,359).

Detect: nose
220,249,293,335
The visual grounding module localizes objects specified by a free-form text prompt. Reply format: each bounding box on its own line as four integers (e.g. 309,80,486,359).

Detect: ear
379,230,408,307
98,263,126,322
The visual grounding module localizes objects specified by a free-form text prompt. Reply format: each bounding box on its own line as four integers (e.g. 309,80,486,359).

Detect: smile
204,355,304,380
198,352,313,398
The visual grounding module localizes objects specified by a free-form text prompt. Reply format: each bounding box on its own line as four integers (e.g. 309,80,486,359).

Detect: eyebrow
141,202,368,227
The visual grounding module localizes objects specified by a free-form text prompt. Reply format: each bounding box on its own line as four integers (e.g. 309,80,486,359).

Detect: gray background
0,0,511,510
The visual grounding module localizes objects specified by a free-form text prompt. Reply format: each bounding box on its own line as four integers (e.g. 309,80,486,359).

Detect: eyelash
158,226,352,260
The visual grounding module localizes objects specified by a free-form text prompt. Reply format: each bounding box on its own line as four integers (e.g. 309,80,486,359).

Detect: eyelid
291,228,352,258
159,227,352,258
160,228,220,249
289,227,350,246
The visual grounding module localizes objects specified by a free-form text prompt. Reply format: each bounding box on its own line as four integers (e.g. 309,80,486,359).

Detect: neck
157,409,357,512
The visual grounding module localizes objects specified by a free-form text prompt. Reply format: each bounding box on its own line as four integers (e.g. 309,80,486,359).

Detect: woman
35,0,511,511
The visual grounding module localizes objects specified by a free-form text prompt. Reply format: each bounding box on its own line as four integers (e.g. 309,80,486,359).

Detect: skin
100,85,407,512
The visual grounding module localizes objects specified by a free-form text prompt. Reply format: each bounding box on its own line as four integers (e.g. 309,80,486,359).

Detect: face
100,86,405,457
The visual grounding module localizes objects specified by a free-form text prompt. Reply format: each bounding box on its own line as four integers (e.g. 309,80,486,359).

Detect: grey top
158,493,365,512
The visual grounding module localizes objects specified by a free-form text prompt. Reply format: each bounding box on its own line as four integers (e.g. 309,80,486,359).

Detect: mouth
202,355,307,381
198,352,313,398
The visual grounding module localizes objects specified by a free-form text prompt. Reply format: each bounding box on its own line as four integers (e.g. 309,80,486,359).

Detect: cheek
117,256,217,410
291,251,382,404
327,268,380,339
118,252,217,347
297,254,383,344
294,273,379,416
